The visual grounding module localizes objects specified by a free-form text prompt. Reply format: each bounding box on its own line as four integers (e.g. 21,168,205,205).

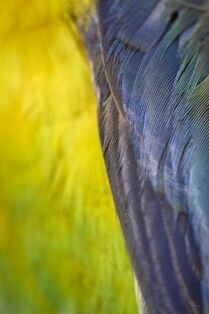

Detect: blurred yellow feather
0,1,137,313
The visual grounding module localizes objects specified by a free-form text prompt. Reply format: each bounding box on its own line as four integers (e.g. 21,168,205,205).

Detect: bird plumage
85,0,209,312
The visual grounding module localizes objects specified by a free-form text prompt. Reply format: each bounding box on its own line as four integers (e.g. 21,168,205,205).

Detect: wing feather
83,1,209,312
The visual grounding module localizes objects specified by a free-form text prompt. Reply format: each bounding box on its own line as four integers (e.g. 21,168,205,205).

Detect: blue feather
84,0,209,312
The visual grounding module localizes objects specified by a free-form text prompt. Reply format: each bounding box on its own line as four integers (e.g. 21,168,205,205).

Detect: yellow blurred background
0,1,137,313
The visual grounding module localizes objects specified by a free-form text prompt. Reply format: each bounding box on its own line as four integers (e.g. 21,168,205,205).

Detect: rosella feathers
0,1,138,313
85,0,209,313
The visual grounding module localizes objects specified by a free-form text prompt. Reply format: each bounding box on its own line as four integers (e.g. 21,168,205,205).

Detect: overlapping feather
86,0,209,312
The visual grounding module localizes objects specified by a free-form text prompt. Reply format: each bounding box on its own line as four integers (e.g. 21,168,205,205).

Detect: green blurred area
0,1,138,313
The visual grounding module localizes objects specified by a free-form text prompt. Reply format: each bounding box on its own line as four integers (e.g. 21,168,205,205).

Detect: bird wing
85,1,209,313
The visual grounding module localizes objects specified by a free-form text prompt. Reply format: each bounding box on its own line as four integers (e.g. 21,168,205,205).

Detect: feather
84,0,209,312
